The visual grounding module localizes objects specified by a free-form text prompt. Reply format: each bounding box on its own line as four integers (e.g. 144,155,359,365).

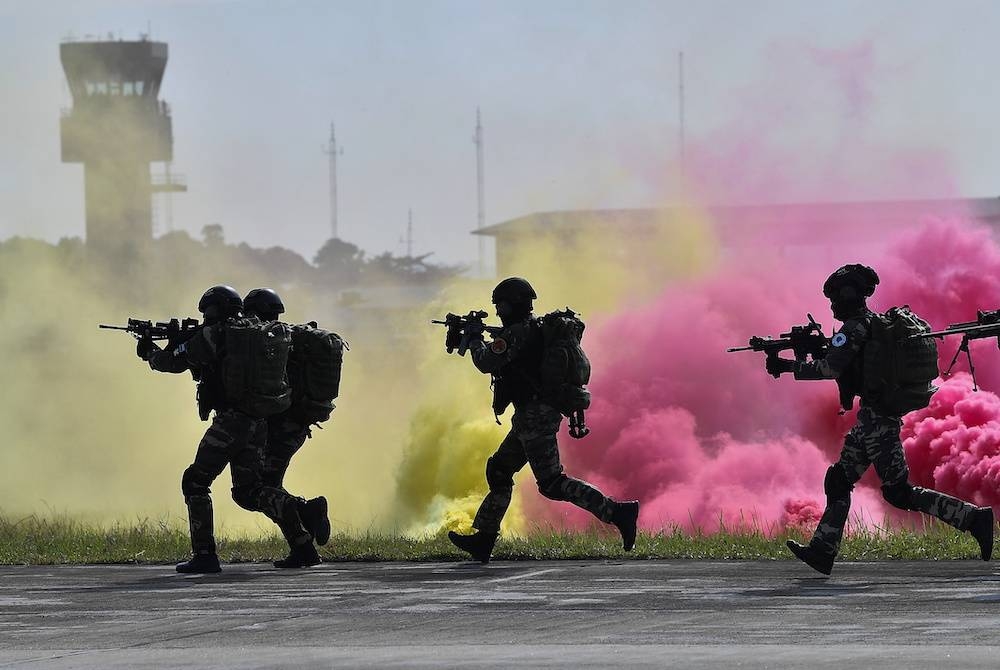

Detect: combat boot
300,496,331,546
612,500,640,551
176,552,222,574
968,506,994,561
786,540,834,575
274,542,322,569
448,530,497,564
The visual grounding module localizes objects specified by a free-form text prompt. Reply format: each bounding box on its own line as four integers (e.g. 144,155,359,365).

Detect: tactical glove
136,337,157,361
766,356,795,378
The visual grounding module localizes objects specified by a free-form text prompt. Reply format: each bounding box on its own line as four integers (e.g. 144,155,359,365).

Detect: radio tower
473,107,486,277
322,122,342,239
678,51,686,181
407,208,414,258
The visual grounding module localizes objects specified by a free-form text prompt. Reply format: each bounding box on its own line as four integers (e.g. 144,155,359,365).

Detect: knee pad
882,481,914,510
181,465,212,498
485,456,515,492
538,474,570,501
824,465,853,501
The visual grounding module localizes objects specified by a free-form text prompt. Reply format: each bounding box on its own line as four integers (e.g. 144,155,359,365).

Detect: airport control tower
60,38,185,254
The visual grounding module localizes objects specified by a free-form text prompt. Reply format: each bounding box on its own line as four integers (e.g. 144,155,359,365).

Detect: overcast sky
2,0,999,268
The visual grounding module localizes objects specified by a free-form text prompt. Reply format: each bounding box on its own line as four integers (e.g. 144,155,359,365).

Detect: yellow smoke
0,202,716,539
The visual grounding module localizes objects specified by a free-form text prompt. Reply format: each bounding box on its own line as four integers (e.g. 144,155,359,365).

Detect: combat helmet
492,277,537,305
243,288,285,320
823,264,879,302
198,285,243,322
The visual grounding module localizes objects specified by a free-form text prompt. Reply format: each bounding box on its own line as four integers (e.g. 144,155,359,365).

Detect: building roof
474,197,1000,238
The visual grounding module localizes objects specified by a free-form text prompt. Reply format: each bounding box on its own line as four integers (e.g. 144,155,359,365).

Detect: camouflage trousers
263,415,313,548
811,405,977,556
181,409,310,555
472,402,617,534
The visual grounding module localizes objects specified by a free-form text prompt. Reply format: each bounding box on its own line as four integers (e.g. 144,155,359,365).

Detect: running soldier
139,285,328,572
767,265,993,575
243,288,344,568
446,277,640,563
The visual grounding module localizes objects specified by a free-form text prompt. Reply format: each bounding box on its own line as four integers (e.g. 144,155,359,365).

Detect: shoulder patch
831,333,848,347
490,338,508,354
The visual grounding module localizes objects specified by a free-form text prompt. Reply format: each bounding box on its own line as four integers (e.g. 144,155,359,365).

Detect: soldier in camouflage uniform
447,277,640,563
767,265,993,575
139,285,328,573
243,288,331,568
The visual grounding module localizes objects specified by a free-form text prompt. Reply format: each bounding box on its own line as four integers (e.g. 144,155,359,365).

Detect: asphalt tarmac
2,560,1000,669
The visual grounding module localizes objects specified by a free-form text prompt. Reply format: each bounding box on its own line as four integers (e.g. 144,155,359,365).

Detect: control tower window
95,82,108,95
85,82,96,95
123,82,134,96
109,81,121,96
136,81,144,96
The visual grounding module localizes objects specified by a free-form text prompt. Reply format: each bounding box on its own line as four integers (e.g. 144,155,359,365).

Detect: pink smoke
903,374,1000,509
521,220,1000,534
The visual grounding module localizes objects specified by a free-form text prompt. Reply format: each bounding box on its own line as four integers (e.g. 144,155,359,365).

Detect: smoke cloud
402,41,1000,537
529,218,1000,533
7,36,1000,545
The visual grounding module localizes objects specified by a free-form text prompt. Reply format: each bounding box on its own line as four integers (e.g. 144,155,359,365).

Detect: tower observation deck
60,38,186,254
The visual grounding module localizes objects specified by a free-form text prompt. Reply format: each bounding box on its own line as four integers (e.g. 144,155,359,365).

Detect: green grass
0,514,990,565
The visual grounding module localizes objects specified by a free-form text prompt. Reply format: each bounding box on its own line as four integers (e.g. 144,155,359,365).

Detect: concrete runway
2,560,1000,669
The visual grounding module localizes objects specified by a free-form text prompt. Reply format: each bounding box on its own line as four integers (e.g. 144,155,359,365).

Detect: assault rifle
431,310,504,356
726,314,829,378
912,309,1000,391
99,317,201,346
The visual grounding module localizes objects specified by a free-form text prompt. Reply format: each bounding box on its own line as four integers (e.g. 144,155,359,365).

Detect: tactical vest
862,306,939,415
538,309,592,415
222,317,293,418
286,322,347,424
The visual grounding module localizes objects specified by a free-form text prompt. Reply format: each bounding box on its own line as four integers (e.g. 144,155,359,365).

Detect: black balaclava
495,299,532,327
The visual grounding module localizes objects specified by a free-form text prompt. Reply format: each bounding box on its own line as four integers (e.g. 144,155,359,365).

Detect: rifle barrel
917,323,1000,339
99,324,129,330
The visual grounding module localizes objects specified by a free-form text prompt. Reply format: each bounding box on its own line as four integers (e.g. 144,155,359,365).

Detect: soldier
138,285,328,573
768,265,993,575
447,277,640,563
243,287,339,568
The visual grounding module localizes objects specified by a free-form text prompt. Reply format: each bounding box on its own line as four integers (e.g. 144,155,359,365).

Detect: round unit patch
490,338,509,354
831,333,848,348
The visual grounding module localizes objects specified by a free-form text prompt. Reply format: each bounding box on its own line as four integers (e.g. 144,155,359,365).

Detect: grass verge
0,514,990,565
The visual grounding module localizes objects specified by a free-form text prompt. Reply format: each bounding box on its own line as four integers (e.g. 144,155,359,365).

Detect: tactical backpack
222,317,293,418
286,321,347,425
538,309,592,416
863,306,939,415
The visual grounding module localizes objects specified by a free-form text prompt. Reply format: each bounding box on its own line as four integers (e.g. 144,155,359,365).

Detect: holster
196,387,211,421
491,376,512,418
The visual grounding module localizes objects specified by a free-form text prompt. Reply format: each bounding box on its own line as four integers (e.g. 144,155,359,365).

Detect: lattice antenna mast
407,208,414,258
474,107,486,276
321,122,343,239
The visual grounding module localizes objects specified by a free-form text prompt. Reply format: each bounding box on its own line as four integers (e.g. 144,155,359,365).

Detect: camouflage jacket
793,310,872,407
148,320,229,416
469,316,544,409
